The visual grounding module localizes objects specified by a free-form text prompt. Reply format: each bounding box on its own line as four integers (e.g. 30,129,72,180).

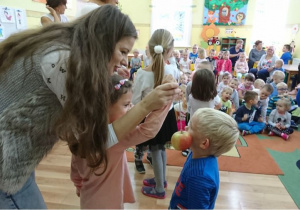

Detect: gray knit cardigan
0,54,63,194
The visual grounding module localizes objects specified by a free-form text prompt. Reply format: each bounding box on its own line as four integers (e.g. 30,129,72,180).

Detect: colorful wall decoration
203,0,249,26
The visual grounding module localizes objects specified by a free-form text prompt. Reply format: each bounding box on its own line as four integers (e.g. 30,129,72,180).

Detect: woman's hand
142,78,180,111
46,5,56,15
117,66,130,79
267,66,274,72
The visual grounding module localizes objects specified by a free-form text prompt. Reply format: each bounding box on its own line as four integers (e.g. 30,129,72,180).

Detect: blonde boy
170,108,239,209
269,70,285,98
253,79,265,94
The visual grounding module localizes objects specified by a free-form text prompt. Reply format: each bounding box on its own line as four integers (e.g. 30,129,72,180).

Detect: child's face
259,88,271,100
282,46,287,52
277,85,288,95
218,52,223,59
254,83,264,90
108,91,132,123
209,51,215,58
192,47,197,53
133,51,139,57
229,80,238,90
273,76,284,84
174,52,180,58
180,75,188,84
244,79,253,88
276,102,286,113
275,61,283,68
221,90,232,102
222,76,230,85
186,73,192,82
223,53,229,60
183,53,188,60
239,54,246,61
249,96,259,106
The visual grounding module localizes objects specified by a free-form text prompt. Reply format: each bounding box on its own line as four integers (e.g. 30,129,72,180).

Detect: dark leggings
266,124,294,135
291,64,300,89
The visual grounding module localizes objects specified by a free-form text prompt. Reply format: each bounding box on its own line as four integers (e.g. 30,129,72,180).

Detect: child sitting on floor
235,91,265,136
238,73,255,101
219,86,233,116
253,79,265,94
269,70,285,99
267,97,294,140
169,108,239,209
267,82,295,116
217,72,232,93
228,78,240,110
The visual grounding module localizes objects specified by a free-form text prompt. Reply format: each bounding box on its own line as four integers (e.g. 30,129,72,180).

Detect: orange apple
171,131,192,151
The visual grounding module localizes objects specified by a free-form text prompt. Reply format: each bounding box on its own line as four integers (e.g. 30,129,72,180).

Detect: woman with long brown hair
0,5,179,208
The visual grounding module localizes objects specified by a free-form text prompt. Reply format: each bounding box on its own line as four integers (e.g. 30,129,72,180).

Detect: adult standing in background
78,0,118,17
41,0,69,26
248,40,266,69
229,39,244,68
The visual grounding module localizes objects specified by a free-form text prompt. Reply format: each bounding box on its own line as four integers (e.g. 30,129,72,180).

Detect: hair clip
114,79,128,90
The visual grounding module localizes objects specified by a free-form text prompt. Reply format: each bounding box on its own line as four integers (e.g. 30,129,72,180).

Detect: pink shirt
238,83,254,96
234,60,249,73
70,104,170,209
216,59,232,74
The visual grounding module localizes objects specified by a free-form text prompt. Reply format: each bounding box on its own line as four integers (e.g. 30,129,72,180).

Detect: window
251,0,289,52
151,0,193,47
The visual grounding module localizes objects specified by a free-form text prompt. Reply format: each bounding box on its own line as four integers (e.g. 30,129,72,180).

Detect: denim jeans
238,121,265,134
0,172,47,209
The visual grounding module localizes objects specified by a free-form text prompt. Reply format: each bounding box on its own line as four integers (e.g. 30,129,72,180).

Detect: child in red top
217,50,232,82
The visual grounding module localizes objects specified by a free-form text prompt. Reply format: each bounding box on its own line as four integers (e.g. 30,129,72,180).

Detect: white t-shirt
77,2,100,17
40,49,118,148
174,102,187,121
42,13,69,23
179,58,191,72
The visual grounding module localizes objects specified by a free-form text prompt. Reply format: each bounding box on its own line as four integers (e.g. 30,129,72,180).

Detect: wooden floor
36,141,298,209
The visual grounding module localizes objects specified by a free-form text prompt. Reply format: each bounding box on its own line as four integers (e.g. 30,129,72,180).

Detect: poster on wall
15,9,27,29
0,7,16,23
151,0,192,47
203,0,249,26
0,23,5,40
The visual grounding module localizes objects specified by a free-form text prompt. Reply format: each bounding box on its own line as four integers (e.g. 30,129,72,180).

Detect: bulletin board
0,6,27,41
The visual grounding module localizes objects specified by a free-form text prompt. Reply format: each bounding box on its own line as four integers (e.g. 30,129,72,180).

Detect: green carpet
267,149,300,208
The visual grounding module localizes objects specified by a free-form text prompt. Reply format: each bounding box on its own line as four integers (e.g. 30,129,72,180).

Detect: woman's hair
192,108,239,157
198,47,206,59
46,0,67,8
255,40,262,46
148,29,174,88
236,39,244,44
110,75,132,105
191,69,217,101
277,97,291,111
0,5,137,173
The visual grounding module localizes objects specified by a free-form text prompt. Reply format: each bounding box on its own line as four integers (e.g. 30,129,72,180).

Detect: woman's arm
113,82,180,141
257,55,265,71
249,49,255,63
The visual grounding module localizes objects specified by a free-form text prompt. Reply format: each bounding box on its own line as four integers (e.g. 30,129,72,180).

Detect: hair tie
154,45,163,54
114,79,128,90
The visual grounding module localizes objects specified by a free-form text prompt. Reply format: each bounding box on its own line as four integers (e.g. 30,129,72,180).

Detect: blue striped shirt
169,153,219,209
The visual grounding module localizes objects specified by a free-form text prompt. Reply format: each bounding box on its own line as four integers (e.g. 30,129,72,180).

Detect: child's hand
275,123,281,129
76,188,80,197
242,114,249,121
258,117,263,122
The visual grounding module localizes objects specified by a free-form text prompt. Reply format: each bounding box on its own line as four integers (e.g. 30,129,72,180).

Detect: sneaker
181,149,189,157
135,160,145,174
143,178,167,188
268,131,274,136
146,156,152,166
290,120,298,129
281,133,289,141
242,130,250,136
141,186,166,199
